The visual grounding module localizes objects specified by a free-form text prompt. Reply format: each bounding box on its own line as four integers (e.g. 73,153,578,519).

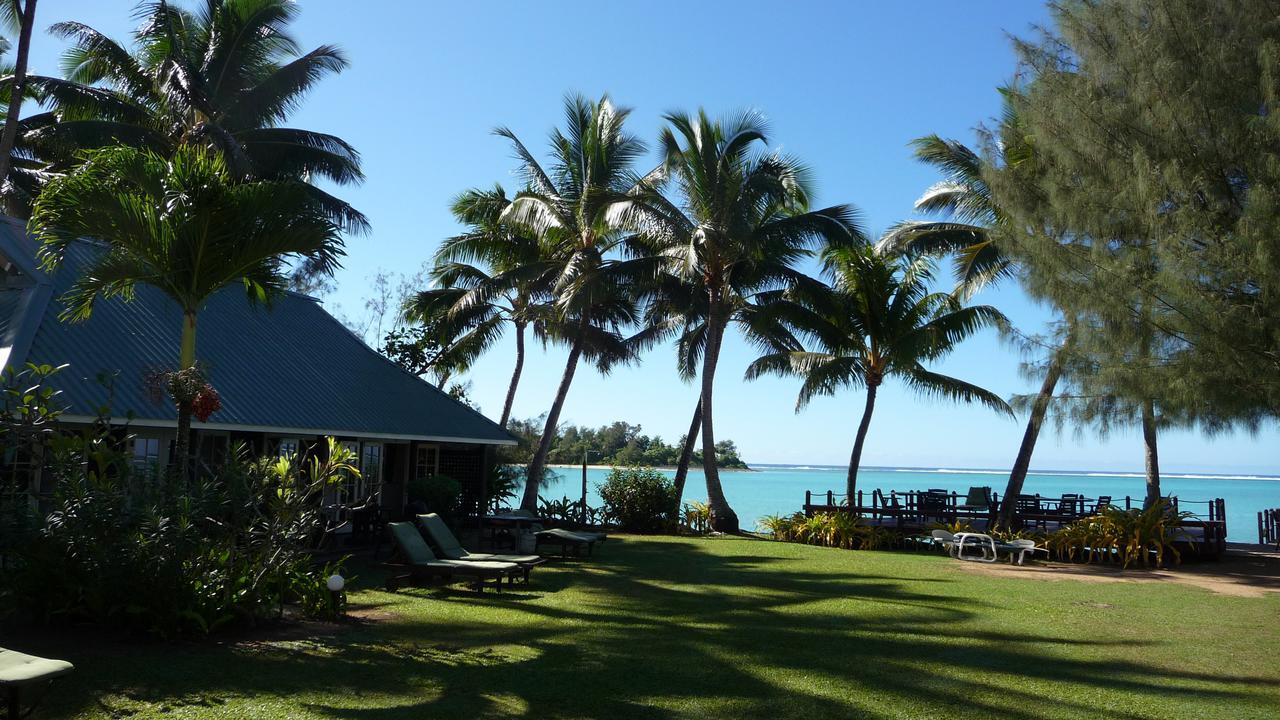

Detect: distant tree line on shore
502,418,749,469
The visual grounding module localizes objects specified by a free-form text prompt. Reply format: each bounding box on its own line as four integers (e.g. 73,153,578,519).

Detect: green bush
5,436,360,637
682,501,711,534
408,473,462,518
597,467,676,533
1043,500,1191,568
0,368,362,638
760,512,891,550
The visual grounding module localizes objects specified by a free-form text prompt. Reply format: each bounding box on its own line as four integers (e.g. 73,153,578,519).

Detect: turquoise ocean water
539,464,1280,542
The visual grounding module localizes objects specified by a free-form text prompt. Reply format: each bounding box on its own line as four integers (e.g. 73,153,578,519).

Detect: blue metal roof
1,222,514,445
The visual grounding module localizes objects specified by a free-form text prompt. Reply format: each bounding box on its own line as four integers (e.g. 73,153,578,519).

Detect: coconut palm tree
0,38,54,216
747,245,1012,499
616,109,860,532
496,94,656,510
25,0,364,249
29,144,344,482
877,108,1071,526
636,257,814,523
0,0,37,190
404,184,546,427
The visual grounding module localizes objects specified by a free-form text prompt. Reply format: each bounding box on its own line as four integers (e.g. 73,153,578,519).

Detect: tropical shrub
537,495,607,527
597,467,677,533
2,414,360,637
682,501,712,534
1043,500,1191,569
761,512,891,550
408,473,462,519
485,465,523,512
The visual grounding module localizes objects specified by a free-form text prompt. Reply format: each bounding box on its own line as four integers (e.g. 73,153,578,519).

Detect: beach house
0,216,516,519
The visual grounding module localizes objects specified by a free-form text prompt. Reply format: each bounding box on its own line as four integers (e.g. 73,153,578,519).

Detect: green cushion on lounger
0,648,74,686
417,513,542,564
388,521,438,565
388,522,521,573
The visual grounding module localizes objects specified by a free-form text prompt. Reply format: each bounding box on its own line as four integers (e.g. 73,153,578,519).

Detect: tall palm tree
748,245,1012,499
0,0,37,189
496,94,654,510
29,144,344,482
26,0,364,250
878,111,1071,526
404,184,545,427
0,36,53,216
618,109,859,532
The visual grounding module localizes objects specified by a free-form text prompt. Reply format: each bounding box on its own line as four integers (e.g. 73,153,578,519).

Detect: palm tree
0,35,53,216
0,0,37,189
405,185,546,427
877,114,1070,527
26,0,364,248
29,144,344,482
496,94,654,510
617,109,859,532
748,245,1012,499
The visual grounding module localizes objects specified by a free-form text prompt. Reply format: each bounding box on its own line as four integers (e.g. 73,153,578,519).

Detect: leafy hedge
597,467,677,533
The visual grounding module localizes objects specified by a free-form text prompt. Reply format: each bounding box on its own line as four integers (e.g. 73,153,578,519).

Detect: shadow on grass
13,536,1280,720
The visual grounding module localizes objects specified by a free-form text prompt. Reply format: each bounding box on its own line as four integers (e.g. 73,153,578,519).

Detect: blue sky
31,1,1279,474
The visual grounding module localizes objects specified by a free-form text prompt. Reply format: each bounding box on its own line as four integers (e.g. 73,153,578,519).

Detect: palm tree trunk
998,357,1063,528
499,322,526,428
524,336,583,510
699,306,738,533
670,397,702,514
1141,398,1161,509
174,311,197,485
0,0,36,201
846,383,878,501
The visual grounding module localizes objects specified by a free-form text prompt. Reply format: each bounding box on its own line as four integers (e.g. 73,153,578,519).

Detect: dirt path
953,548,1280,598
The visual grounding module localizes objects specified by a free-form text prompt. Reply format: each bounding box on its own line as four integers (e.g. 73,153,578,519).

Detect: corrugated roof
3,229,514,445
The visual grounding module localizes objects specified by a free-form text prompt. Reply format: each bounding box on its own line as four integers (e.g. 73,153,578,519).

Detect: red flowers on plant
192,385,222,422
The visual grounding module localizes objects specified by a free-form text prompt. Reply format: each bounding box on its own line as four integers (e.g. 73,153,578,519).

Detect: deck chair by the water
384,522,521,592
416,513,545,581
958,486,993,510
1,647,74,720
505,509,607,557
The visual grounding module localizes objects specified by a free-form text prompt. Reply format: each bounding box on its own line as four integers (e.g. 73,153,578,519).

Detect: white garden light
326,574,345,593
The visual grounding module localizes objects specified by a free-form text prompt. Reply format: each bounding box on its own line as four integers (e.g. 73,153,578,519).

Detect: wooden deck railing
1260,508,1280,547
801,489,1229,556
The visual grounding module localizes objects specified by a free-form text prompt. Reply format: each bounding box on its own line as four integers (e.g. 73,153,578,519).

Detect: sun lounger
384,522,522,592
934,530,1047,565
416,514,545,581
503,509,607,556
1,647,74,720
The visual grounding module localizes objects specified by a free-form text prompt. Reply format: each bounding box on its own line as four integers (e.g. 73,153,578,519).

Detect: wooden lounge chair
416,513,545,581
1,647,74,720
384,522,522,592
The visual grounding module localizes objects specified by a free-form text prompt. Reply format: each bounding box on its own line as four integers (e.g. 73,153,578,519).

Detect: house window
361,443,383,502
132,437,161,469
415,445,438,481
277,438,300,458
336,440,362,506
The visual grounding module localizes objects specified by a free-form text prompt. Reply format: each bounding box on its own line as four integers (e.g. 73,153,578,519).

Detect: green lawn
23,535,1280,719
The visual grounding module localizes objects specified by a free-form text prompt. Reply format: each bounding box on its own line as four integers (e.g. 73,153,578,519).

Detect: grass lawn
21,534,1280,719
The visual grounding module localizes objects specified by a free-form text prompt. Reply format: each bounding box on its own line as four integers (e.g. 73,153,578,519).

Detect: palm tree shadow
19,537,1279,720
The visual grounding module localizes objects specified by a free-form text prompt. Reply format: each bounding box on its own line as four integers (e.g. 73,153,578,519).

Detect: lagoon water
539,464,1280,542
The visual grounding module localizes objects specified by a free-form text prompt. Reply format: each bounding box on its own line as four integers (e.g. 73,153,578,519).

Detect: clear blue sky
31,1,1279,474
